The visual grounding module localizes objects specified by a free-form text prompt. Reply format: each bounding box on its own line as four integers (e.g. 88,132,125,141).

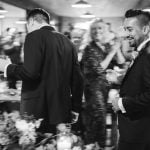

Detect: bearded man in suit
1,8,83,134
109,9,150,150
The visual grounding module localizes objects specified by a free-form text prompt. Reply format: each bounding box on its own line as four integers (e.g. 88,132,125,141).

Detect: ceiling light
16,20,27,24
143,8,150,12
72,0,91,8
50,20,55,26
0,6,7,13
74,21,91,29
80,12,95,18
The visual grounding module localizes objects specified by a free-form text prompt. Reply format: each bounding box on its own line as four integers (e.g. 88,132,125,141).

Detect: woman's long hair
79,18,104,51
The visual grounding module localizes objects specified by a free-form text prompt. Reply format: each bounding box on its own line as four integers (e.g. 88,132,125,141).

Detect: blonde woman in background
80,18,125,150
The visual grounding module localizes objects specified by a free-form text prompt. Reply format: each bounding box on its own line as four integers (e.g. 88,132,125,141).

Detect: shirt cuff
71,111,79,117
118,98,126,113
4,64,10,78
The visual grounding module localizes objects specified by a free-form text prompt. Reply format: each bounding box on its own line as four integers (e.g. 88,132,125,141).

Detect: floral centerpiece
0,112,97,150
0,111,43,150
37,123,83,150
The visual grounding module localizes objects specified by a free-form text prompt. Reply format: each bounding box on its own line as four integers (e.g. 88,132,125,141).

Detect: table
0,81,21,113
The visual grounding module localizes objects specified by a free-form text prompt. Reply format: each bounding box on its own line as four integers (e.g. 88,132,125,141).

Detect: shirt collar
137,38,150,52
40,25,55,31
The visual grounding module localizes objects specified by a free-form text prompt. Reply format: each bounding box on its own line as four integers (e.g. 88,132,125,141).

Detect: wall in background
0,1,26,35
60,16,124,35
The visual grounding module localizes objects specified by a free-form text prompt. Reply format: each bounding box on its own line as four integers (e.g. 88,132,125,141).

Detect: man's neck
39,23,50,29
141,35,149,44
137,35,150,51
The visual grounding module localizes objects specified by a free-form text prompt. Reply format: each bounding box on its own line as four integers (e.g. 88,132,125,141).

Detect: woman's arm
100,42,121,70
116,48,126,64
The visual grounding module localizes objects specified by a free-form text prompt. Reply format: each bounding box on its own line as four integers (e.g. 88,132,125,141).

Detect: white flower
35,118,43,128
28,122,35,131
0,133,10,145
71,134,78,143
57,123,67,132
15,119,29,131
72,146,82,150
19,131,36,145
9,111,20,120
19,135,32,145
85,144,95,150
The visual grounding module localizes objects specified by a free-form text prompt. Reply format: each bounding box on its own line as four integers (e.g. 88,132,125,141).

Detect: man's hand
112,97,120,113
71,111,79,123
108,89,120,112
108,89,118,103
106,67,127,85
106,69,119,84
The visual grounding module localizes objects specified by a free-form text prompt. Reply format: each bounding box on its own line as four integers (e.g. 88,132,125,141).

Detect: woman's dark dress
81,41,109,147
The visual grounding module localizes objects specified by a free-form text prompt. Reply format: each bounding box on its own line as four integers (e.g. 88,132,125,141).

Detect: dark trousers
118,141,150,150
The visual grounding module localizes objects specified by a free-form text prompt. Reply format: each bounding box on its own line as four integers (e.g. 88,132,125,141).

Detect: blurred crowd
0,28,26,89
0,18,137,150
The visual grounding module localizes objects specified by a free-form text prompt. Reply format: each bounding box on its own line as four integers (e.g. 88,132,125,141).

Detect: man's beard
126,36,136,47
129,40,136,47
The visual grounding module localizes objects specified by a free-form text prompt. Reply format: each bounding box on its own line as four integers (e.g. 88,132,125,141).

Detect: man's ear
28,18,34,26
143,25,150,35
31,18,35,25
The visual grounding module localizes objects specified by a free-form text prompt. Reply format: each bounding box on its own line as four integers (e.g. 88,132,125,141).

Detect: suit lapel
121,49,144,85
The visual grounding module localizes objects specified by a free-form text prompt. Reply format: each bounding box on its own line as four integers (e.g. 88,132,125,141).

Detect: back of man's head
27,8,50,24
125,9,150,27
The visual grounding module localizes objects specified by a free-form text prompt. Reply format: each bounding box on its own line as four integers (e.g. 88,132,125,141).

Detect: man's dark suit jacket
6,26,83,127
119,41,150,143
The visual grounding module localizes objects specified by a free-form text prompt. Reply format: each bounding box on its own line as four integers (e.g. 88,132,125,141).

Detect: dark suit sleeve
7,31,43,81
71,45,83,113
122,51,150,117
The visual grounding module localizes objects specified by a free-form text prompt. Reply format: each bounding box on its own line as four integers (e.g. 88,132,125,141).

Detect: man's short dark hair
125,9,150,26
27,8,50,24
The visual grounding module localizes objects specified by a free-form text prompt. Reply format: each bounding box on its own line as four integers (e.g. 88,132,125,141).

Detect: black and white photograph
0,0,150,150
